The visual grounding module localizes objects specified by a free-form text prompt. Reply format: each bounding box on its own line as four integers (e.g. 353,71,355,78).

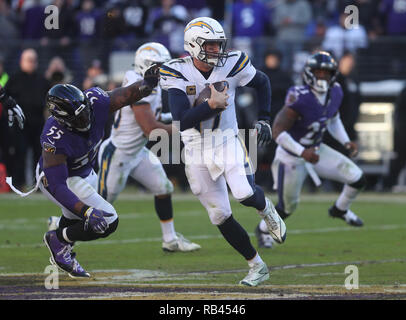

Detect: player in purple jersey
255,51,366,249
35,65,160,277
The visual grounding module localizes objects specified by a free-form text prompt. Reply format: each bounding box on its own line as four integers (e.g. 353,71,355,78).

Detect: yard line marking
1,258,404,282
1,224,405,249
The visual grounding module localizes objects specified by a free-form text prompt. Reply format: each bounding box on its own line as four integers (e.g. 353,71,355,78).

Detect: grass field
0,190,405,300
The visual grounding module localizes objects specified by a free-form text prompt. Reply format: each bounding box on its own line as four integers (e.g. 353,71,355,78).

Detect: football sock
56,227,71,244
154,195,173,221
336,184,360,212
247,252,264,268
217,215,257,260
240,185,266,211
160,219,176,243
154,195,177,242
55,216,80,243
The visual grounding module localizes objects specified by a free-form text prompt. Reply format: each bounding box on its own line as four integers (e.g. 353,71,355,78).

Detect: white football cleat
258,198,287,244
239,261,270,287
162,233,201,252
47,216,60,231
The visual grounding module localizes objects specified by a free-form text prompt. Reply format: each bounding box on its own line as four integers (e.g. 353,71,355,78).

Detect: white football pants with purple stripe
271,143,363,214
36,164,118,224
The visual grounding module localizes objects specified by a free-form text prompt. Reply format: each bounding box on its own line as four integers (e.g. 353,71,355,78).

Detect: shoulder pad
167,57,189,65
285,86,309,106
226,51,251,78
159,63,189,82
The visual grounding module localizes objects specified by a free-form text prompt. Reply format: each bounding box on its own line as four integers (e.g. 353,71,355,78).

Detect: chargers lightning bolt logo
184,21,215,34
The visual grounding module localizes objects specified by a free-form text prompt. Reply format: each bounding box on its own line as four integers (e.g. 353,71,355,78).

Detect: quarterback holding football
160,17,286,287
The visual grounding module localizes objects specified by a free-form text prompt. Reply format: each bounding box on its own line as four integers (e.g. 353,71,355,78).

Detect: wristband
275,131,305,156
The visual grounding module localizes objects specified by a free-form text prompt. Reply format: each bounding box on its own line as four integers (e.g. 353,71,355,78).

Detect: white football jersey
110,70,163,154
159,51,256,148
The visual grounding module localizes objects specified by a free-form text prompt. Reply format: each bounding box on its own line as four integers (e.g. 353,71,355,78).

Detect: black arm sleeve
168,88,221,131
246,70,271,121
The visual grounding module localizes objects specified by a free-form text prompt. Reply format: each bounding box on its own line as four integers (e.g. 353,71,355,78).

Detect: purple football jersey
39,87,110,178
285,83,343,147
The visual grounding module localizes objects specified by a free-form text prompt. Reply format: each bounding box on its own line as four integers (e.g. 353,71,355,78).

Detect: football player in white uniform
160,17,286,287
49,42,201,253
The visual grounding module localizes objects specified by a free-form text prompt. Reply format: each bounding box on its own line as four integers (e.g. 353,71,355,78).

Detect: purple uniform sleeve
40,119,73,158
84,87,111,124
284,86,304,115
43,163,83,217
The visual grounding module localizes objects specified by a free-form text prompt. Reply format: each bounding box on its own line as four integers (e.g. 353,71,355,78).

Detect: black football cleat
329,206,364,227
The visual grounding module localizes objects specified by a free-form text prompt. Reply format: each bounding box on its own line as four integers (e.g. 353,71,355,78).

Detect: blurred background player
12,65,160,278
96,42,201,253
160,17,286,287
0,85,25,130
256,51,366,249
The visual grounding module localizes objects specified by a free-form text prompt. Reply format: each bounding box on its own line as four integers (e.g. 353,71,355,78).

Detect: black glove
0,86,25,129
139,63,160,97
254,119,272,147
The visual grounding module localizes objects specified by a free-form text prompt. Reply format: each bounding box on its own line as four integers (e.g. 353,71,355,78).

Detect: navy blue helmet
303,51,338,93
46,84,93,132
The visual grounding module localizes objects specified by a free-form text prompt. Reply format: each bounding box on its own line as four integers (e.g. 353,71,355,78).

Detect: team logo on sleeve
43,142,56,154
286,90,298,106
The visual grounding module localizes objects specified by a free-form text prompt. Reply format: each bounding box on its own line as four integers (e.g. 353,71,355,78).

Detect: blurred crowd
0,0,406,193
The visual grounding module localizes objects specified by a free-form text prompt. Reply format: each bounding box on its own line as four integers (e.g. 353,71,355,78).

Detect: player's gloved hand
344,141,358,158
208,84,228,110
83,207,114,234
254,119,272,147
140,63,160,97
301,147,319,164
0,85,25,129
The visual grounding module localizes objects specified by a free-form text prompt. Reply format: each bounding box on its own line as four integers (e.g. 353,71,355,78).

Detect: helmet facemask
48,95,93,133
303,66,338,94
194,38,228,67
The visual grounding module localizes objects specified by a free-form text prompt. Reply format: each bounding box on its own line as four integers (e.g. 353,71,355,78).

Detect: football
194,81,229,106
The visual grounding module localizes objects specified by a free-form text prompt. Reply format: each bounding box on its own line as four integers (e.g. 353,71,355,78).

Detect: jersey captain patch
186,85,196,95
